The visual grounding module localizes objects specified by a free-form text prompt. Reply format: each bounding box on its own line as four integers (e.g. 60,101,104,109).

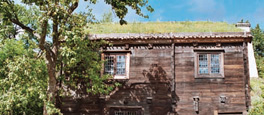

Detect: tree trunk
43,57,57,115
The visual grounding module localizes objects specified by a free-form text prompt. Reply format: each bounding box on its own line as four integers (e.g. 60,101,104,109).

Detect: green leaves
252,24,264,57
0,39,47,114
1,0,153,114
249,25,264,114
104,0,154,24
60,15,115,95
252,24,264,78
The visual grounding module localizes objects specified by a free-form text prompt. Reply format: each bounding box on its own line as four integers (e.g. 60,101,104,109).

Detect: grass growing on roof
88,21,243,34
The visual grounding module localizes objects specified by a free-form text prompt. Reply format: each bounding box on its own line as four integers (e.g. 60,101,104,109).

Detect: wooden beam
171,42,176,113
105,38,252,45
243,42,250,111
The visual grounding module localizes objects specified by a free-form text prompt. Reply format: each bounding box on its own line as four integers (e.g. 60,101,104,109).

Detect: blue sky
76,0,264,29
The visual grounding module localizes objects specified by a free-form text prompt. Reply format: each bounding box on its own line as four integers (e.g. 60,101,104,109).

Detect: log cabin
61,22,253,115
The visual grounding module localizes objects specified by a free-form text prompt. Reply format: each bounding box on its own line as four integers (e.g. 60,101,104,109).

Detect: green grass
250,78,264,105
249,78,264,115
88,21,243,34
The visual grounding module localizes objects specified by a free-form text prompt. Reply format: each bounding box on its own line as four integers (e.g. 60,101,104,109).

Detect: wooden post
101,52,105,78
171,42,175,92
243,42,250,110
171,42,176,113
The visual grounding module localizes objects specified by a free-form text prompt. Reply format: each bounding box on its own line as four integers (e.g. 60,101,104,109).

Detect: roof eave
89,32,252,44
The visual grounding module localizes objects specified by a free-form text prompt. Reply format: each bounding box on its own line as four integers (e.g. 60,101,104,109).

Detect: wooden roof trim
104,37,251,45
89,32,252,40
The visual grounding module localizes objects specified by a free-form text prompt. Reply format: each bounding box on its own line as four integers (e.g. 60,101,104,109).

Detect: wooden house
61,22,252,115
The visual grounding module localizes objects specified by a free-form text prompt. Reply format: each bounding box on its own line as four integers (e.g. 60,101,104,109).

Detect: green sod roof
88,21,243,34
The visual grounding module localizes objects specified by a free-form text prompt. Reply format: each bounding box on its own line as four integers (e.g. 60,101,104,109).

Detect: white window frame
194,52,224,78
102,52,130,79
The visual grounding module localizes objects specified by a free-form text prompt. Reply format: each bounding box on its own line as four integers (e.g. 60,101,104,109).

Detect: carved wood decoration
125,43,129,50
148,43,153,49
193,96,199,113
216,42,221,47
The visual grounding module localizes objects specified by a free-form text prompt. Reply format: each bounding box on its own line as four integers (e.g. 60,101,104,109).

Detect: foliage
101,10,113,23
249,24,264,114
252,24,264,78
0,39,47,115
252,24,264,56
0,0,153,114
59,12,116,95
88,21,243,34
103,0,154,24
249,78,264,115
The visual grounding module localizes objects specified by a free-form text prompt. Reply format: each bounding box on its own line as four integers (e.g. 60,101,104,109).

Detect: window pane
104,55,114,75
116,55,126,75
211,54,220,73
199,54,208,74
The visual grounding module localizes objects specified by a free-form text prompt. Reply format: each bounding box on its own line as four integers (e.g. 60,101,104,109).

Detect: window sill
194,77,225,83
113,76,129,79
195,76,224,79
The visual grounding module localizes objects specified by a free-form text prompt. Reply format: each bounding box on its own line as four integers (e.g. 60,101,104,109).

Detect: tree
101,10,113,23
249,24,264,114
0,39,48,114
252,24,264,78
0,0,153,114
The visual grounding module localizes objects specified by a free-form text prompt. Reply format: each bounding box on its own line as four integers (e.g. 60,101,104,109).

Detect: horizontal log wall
175,43,247,115
103,45,173,115
61,43,248,115
60,96,102,115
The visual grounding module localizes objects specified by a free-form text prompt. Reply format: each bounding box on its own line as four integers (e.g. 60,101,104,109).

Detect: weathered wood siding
175,43,247,115
61,43,249,115
60,45,174,115
102,45,173,115
60,96,102,115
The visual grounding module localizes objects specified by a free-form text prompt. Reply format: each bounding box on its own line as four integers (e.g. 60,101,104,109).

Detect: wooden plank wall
175,43,247,115
60,45,174,115
60,43,248,115
102,45,173,115
60,95,102,115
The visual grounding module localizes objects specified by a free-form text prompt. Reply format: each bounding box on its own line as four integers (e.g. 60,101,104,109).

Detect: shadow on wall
142,64,179,115
105,63,179,115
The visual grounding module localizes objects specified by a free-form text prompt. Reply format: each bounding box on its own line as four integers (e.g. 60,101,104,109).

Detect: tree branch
52,18,59,60
4,1,38,38
68,1,79,14
39,19,48,50
10,18,34,34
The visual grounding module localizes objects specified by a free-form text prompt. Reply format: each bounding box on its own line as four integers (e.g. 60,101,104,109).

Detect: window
114,111,140,115
195,52,224,78
110,107,142,115
103,53,130,79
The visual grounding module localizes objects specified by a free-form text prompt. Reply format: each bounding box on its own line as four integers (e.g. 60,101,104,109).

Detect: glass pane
116,55,126,75
199,54,208,74
104,55,114,75
211,54,220,73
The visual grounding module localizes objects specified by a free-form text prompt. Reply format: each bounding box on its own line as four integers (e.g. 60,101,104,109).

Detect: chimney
235,22,251,32
236,22,259,78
